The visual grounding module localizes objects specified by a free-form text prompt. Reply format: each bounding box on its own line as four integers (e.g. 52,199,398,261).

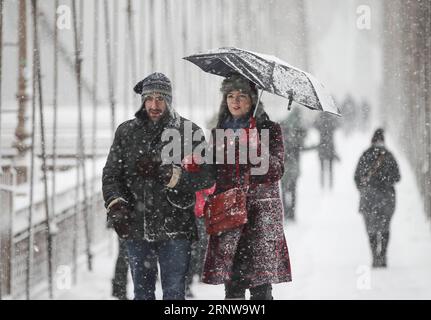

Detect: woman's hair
216,74,264,127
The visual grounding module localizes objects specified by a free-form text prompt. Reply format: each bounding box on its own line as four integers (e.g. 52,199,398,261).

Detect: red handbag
204,186,248,235
204,118,257,235
204,157,252,235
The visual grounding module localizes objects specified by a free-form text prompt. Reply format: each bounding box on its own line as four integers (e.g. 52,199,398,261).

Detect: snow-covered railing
0,170,14,299
0,159,110,299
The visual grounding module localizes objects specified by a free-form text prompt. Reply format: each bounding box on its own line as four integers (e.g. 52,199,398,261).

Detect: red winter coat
202,111,292,288
195,185,215,218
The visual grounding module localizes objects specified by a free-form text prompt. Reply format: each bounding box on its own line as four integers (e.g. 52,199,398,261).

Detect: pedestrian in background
354,128,401,268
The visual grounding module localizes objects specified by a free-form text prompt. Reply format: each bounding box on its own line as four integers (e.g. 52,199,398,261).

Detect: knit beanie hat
133,72,173,106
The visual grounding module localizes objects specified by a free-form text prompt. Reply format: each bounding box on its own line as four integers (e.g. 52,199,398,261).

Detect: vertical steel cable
123,2,130,119
16,0,30,157
112,0,118,113
149,0,155,71
127,0,137,110
91,0,99,243
51,0,59,264
0,0,5,300
181,0,189,114
166,0,176,93
0,0,3,166
103,0,115,138
32,0,54,299
72,0,92,272
26,0,36,299
128,0,137,84
71,0,80,284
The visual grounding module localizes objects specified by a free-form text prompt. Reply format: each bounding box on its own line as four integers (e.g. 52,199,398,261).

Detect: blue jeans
126,239,191,300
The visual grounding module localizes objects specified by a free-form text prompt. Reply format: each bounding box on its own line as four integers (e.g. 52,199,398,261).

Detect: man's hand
107,199,132,239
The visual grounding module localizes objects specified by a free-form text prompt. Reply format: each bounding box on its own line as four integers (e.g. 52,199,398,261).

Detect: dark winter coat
102,107,213,241
354,145,400,233
280,110,306,182
314,112,339,160
202,109,292,288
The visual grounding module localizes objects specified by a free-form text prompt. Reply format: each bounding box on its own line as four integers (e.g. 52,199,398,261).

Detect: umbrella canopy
183,47,340,116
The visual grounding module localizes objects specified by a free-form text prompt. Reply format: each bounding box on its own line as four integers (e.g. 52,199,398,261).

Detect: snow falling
0,0,430,300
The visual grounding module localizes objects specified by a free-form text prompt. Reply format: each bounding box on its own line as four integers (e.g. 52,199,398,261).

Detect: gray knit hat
133,72,172,106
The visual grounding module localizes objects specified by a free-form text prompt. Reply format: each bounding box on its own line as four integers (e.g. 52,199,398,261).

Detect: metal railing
0,170,14,299
0,169,109,299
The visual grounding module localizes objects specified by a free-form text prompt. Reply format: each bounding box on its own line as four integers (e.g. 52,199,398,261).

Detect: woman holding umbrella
202,74,292,300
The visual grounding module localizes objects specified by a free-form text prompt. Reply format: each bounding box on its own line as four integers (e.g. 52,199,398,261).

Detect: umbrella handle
287,89,294,111
253,89,264,118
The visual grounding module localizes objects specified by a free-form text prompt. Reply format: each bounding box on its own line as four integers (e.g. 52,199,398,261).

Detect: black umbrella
184,47,340,116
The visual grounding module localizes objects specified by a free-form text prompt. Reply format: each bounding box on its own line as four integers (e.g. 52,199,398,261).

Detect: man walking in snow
102,72,213,299
354,128,401,268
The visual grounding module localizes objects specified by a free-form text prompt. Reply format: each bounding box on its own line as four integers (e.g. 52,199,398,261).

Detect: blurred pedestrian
340,94,357,136
314,111,339,189
279,108,307,221
359,100,371,133
354,128,401,268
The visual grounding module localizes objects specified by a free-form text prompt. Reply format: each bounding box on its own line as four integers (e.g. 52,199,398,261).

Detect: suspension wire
166,0,176,97
71,0,79,284
112,0,118,114
127,0,138,110
91,0,99,241
26,0,36,300
51,0,59,255
0,0,3,167
79,0,83,50
148,0,155,71
181,0,190,115
79,0,92,271
198,0,206,115
32,0,54,299
71,0,92,272
72,168,79,282
123,2,130,120
103,0,115,139
0,0,2,283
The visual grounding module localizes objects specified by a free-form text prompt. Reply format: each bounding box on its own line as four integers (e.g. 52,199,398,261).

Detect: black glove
107,200,132,239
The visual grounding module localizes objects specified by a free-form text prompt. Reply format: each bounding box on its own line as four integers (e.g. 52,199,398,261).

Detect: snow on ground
53,129,431,300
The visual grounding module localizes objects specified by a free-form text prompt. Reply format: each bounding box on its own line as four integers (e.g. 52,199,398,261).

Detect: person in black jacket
314,112,339,189
102,72,213,299
279,108,307,221
354,128,401,268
